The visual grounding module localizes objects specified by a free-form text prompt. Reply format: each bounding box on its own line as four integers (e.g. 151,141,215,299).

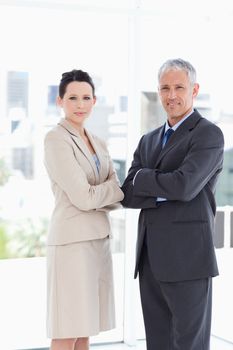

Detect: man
121,58,224,350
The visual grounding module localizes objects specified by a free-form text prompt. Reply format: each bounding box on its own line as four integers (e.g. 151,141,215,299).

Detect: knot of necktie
162,128,174,147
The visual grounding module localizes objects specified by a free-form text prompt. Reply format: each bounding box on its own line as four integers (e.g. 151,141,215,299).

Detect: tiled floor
91,336,233,349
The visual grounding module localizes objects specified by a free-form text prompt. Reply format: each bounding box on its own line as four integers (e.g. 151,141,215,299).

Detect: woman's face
57,81,96,129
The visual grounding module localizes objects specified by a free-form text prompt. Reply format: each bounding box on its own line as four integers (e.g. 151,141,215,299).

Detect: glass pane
0,4,128,349
136,8,233,344
138,11,233,207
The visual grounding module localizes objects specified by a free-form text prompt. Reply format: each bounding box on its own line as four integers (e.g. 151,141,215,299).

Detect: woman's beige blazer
44,118,124,246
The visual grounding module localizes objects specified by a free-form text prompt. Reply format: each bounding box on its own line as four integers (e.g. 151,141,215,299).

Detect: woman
44,69,124,350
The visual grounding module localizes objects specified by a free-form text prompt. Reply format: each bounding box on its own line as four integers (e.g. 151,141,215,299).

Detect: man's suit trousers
139,240,212,350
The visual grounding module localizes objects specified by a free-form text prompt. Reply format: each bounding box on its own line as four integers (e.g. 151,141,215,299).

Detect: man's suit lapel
58,118,100,182
148,126,164,168
154,110,203,168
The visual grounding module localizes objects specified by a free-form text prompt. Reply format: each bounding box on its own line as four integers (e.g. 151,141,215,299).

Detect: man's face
158,69,199,126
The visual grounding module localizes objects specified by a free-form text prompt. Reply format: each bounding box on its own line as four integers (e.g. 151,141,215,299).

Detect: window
1,1,233,348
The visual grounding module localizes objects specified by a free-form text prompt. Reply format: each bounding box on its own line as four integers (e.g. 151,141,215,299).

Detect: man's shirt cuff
133,169,143,185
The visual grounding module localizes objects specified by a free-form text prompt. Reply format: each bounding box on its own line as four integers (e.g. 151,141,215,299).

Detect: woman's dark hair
59,69,95,98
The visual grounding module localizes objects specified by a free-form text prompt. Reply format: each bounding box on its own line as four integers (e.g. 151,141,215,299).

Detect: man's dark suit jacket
121,109,224,282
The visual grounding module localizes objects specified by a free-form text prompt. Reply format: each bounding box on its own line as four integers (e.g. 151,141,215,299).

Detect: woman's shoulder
44,123,71,143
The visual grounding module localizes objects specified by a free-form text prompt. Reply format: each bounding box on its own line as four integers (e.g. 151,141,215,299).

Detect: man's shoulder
192,111,224,144
142,125,164,140
187,109,222,134
193,109,216,126
195,112,223,133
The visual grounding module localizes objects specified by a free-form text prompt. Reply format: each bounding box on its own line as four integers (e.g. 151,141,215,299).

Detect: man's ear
193,83,199,98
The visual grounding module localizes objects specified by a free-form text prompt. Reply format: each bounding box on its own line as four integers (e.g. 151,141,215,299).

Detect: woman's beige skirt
46,237,115,339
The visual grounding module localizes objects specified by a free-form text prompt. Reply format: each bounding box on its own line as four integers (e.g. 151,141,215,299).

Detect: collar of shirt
164,109,194,133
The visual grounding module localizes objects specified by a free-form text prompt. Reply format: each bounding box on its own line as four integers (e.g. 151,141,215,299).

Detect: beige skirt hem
47,237,115,338
47,324,116,339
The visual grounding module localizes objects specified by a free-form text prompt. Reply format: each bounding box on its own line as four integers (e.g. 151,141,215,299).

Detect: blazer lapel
148,126,164,168
58,118,100,182
154,110,203,168
84,129,102,181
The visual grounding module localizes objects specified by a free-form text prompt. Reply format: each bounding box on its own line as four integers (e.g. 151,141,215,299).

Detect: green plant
0,223,11,259
9,217,49,258
0,158,10,187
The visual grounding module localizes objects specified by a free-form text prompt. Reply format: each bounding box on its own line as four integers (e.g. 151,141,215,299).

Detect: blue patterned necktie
162,128,174,148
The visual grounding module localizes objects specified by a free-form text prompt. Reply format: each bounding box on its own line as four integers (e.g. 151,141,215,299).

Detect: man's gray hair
158,58,197,85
